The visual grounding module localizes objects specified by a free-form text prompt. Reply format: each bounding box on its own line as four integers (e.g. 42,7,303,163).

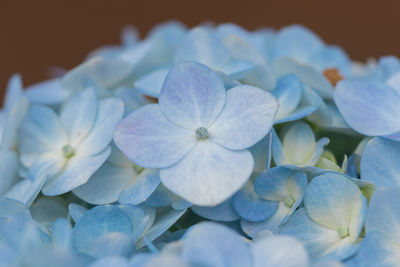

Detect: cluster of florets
1,21,399,267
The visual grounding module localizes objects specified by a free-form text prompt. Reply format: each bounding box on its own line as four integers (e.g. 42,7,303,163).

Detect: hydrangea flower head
114,61,278,205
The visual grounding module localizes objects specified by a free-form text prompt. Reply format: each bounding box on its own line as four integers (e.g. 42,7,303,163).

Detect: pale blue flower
281,172,366,260
19,88,123,195
114,62,278,206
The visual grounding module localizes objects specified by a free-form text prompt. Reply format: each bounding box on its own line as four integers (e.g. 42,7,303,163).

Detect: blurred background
1,0,399,91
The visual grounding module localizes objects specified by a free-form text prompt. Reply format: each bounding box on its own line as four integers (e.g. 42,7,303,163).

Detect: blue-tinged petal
160,139,253,206
310,45,351,75
373,56,400,82
114,104,196,169
273,74,302,119
386,71,400,93
73,163,135,205
25,78,69,105
0,151,19,195
191,197,239,221
365,187,400,235
181,222,252,267
354,231,400,267
135,68,169,98
6,171,46,206
148,20,187,48
136,208,186,248
255,166,307,202
361,137,400,188
273,25,324,62
251,235,309,267
209,85,278,150
174,27,232,73
60,88,97,146
87,232,134,258
249,135,271,173
42,146,111,195
19,105,68,167
276,106,318,124
118,205,151,242
303,86,332,126
159,62,226,130
271,128,288,166
72,205,134,257
241,202,291,236
144,183,177,207
304,173,366,240
280,208,357,260
78,98,123,156
232,176,278,222
140,254,188,267
89,256,130,267
273,58,333,99
68,203,88,223
0,197,28,217
114,86,153,115
119,169,161,205
334,80,400,136
62,57,132,90
51,218,72,251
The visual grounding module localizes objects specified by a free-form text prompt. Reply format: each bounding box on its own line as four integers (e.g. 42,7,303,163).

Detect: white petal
160,139,253,206
209,85,278,150
159,62,226,130
114,104,196,169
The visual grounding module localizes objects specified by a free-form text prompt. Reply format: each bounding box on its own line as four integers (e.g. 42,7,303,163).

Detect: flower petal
134,68,169,98
334,80,400,136
361,137,400,188
161,139,253,206
181,222,252,267
209,85,278,150
191,198,240,222
25,78,69,105
42,146,111,195
73,163,135,205
159,62,226,130
304,173,366,237
78,97,124,156
60,88,97,146
114,104,196,168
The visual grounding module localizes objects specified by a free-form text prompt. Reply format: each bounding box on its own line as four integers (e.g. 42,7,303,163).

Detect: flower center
195,127,208,139
62,144,75,159
337,226,349,238
283,196,295,208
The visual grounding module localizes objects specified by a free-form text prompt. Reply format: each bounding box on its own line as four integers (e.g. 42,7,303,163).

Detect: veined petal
114,104,196,169
209,85,278,150
181,222,252,267
174,27,231,73
19,105,68,166
42,146,111,195
78,97,124,156
62,57,132,90
135,68,169,98
73,163,135,205
361,137,400,188
251,235,309,267
304,173,365,235
334,80,400,136
118,169,161,205
191,198,240,222
60,88,97,146
25,78,69,105
159,62,226,130
160,139,254,206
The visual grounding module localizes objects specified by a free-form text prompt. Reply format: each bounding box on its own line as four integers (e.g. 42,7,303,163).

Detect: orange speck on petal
323,68,344,86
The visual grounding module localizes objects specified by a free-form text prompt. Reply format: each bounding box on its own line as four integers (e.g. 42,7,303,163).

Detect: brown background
1,0,399,93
